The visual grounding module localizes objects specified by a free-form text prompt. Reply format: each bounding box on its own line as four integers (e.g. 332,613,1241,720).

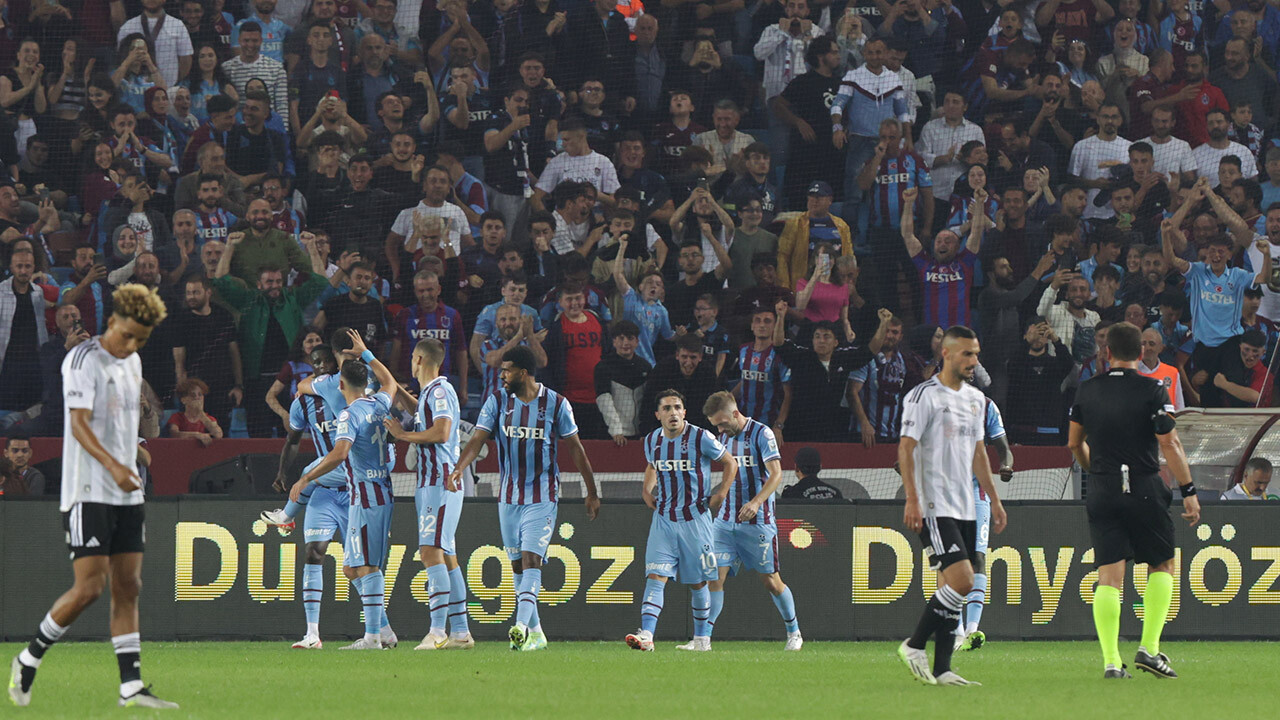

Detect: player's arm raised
347,329,401,399
973,438,1006,533
709,450,738,514
564,433,601,519
70,408,142,492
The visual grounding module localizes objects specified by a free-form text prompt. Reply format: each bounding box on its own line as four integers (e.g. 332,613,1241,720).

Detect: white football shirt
61,338,145,511
899,377,986,521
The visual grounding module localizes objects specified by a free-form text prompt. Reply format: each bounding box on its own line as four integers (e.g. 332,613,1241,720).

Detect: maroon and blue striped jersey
717,418,781,526
475,385,579,505
645,422,727,522
734,344,790,426
335,391,394,508
194,207,238,246
912,247,979,329
868,150,932,229
415,376,461,489
394,303,466,380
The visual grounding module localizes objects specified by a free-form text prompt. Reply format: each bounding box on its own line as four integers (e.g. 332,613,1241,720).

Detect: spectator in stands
641,333,716,434
1193,109,1257,188
795,244,852,325
1139,327,1185,411
1,302,88,435
174,275,243,425
118,0,194,87
1038,270,1100,363
233,0,291,64
1005,319,1074,445
694,100,755,186
543,282,607,436
386,166,474,286
666,241,728,330
177,141,248,216
1,436,44,495
222,22,289,118
167,377,224,446
224,199,311,286
1207,329,1274,408
101,172,172,256
179,93,238,175
594,320,650,446
848,313,922,447
1210,38,1280,134
213,229,328,437
533,119,620,211
725,195,776,291
0,249,48,415
1221,457,1274,500
314,260,388,351
777,181,851,290
721,142,777,226
1067,103,1131,220
477,304,548,400
781,446,844,501
58,245,109,335
901,187,986,327
389,269,468,394
613,238,675,367
191,175,238,246
730,305,791,438
228,90,291,188
979,252,1055,404
773,35,843,210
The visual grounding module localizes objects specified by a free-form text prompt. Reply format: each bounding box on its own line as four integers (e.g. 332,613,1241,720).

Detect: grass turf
2,640,1269,719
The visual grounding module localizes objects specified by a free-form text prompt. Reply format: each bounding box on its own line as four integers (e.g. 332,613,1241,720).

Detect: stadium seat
188,456,255,495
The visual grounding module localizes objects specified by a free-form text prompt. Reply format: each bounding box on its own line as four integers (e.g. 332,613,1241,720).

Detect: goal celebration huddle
8,286,1202,708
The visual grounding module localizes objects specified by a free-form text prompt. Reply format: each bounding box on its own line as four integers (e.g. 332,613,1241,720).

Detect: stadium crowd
3,0,1280,489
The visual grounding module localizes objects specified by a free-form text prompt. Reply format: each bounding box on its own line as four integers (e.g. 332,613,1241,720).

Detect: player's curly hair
111,283,168,327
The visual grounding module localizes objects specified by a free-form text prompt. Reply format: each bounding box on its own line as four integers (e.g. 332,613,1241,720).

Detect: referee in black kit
1067,322,1201,681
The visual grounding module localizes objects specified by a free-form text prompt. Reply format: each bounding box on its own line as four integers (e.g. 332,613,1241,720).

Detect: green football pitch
2,640,1269,719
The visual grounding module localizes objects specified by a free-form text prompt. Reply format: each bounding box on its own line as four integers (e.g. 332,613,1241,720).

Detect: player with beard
897,326,1006,686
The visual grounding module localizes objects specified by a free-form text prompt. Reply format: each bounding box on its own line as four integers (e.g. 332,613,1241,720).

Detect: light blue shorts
345,502,393,568
415,485,464,555
498,501,557,561
302,483,349,544
972,478,991,555
713,519,779,576
645,512,717,584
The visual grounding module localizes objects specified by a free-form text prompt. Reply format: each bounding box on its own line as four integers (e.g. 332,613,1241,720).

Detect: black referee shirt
1069,368,1174,477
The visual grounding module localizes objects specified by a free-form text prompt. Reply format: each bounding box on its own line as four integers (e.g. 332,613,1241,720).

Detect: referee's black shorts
1086,474,1175,567
63,502,146,560
919,516,978,571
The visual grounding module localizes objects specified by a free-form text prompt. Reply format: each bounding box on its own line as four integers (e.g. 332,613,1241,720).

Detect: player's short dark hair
502,270,528,287
414,338,446,367
1239,178,1264,210
943,326,977,342
313,130,345,149
557,281,585,299
1092,225,1123,248
309,344,336,369
655,388,686,408
610,320,640,339
330,326,356,355
812,321,841,338
341,360,369,388
1107,322,1142,361
1220,154,1243,171
805,35,837,69
503,345,538,375
239,20,262,35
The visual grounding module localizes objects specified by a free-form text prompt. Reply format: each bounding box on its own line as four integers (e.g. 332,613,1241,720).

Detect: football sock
932,603,961,676
1093,584,1123,669
908,585,963,651
691,586,711,638
771,586,799,633
964,573,987,635
706,590,724,638
447,566,470,636
426,563,451,633
302,563,323,632
283,498,304,519
112,632,142,698
358,573,385,641
1141,572,1173,656
17,613,66,690
640,578,665,635
516,568,542,628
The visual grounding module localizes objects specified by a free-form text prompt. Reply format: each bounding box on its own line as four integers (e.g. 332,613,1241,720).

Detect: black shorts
919,516,977,571
1190,342,1226,377
1086,475,1175,567
63,503,146,559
